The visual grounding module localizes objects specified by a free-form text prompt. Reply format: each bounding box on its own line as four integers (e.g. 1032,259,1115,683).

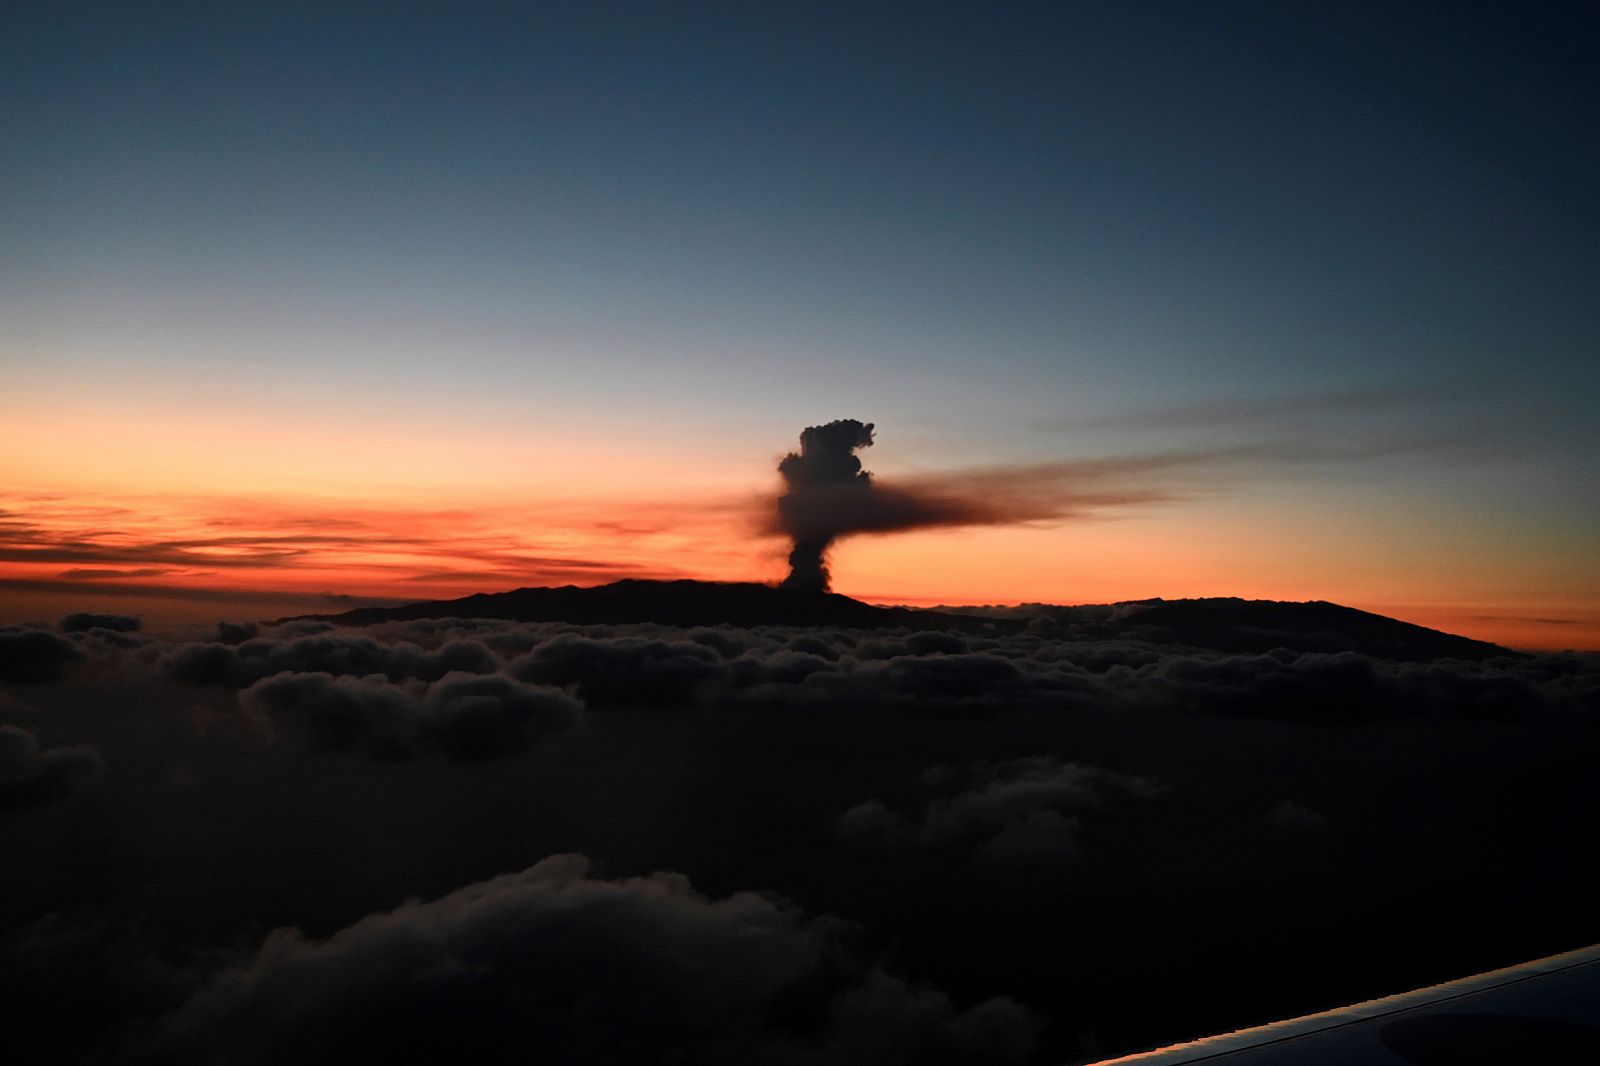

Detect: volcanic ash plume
777,419,876,593
771,419,1203,592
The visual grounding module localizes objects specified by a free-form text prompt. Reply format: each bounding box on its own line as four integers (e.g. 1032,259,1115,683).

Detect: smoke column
777,420,876,593
770,419,1221,592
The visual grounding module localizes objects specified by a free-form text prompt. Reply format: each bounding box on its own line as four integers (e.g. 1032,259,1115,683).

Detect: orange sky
4,3,1597,656
2,466,1594,651
6,381,1596,651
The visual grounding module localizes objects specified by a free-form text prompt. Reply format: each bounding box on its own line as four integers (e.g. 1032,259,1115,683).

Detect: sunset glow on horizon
4,4,1596,652
3,436,1594,650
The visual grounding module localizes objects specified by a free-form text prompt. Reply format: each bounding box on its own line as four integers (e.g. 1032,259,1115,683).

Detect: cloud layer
3,610,1598,1064
122,616,1600,725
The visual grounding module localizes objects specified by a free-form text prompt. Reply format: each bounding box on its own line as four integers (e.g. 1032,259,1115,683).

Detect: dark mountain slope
1111,598,1516,661
304,579,999,632
302,581,1517,661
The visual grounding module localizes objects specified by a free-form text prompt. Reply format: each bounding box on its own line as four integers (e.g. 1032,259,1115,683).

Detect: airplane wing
1084,942,1600,1065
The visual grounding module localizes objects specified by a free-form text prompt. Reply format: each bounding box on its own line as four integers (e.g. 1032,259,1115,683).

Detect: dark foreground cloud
5,613,1600,1064
239,671,583,762
211,621,259,645
1108,648,1595,722
0,724,103,810
0,626,83,684
1261,800,1330,830
840,757,1165,865
122,854,1038,1066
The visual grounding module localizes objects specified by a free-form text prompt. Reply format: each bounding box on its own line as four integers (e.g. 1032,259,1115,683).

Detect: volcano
298,580,1516,662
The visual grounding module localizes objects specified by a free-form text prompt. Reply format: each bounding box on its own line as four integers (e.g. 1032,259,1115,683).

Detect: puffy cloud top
240,671,582,762
841,756,1165,865
134,854,1038,1066
0,723,103,810
0,627,83,684
129,618,1600,722
159,634,500,688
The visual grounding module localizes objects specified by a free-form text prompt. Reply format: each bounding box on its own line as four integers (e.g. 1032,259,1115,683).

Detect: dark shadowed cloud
126,854,1038,1066
0,723,103,810
1261,800,1329,831
0,613,1597,1064
239,670,582,762
512,634,723,707
0,626,83,683
212,621,259,645
840,756,1165,865
133,614,1600,722
157,632,501,688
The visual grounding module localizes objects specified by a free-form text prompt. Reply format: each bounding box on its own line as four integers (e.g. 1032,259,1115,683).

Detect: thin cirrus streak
1044,383,1448,431
0,492,731,611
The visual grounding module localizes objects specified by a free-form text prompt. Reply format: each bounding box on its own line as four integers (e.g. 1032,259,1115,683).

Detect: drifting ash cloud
773,420,1225,592
767,417,1483,592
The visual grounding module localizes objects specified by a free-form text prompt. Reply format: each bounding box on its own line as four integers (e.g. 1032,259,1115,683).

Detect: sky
3,2,1597,649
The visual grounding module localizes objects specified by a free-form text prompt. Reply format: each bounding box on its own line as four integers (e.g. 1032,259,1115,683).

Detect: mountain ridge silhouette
294,579,1517,662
